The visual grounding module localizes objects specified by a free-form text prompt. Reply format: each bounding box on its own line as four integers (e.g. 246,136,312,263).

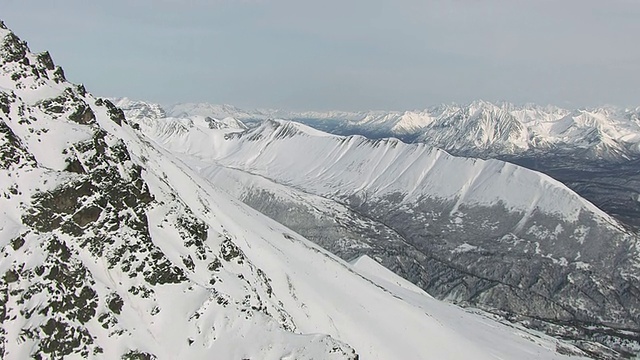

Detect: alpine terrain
0,20,601,360
152,101,640,230
118,98,640,359
154,100,640,159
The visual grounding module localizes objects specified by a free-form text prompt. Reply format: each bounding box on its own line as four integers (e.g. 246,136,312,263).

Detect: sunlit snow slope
128,108,640,358
0,20,597,360
163,100,640,159
144,118,618,226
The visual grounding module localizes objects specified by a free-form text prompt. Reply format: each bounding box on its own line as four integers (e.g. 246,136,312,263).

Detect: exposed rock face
0,27,185,357
0,23,359,360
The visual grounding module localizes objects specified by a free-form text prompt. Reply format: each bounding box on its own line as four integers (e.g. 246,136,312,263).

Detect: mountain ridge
117,98,640,229
125,98,640,160
0,19,600,360
122,102,640,357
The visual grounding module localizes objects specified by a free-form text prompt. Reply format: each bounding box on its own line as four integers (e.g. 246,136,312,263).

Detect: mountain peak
0,26,67,97
168,102,246,119
159,100,640,159
468,99,499,110
0,22,361,359
129,101,640,357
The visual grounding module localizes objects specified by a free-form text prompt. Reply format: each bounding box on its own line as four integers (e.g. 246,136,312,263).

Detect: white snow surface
350,255,589,360
0,95,587,360
137,116,618,226
156,99,640,158
0,25,592,359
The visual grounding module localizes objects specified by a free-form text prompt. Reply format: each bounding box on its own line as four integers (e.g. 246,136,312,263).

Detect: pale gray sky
1,0,638,110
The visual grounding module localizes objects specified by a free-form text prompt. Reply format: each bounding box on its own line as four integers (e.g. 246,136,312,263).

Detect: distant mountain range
120,99,640,160
2,20,606,360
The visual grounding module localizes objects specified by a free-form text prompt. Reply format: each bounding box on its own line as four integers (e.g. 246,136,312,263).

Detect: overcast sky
1,1,638,110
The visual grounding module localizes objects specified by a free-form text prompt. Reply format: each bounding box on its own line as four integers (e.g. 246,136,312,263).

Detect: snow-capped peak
1,20,600,359
159,99,640,159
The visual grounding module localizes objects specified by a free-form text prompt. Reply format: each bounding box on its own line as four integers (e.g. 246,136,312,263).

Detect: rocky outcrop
0,23,358,359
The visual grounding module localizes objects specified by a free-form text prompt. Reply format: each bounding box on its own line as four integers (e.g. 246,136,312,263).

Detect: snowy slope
350,255,590,359
119,127,590,360
164,100,640,159
145,118,615,225
116,98,248,131
0,22,355,358
0,20,596,360
132,113,640,357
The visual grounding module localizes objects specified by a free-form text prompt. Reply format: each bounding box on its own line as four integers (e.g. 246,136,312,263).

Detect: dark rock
68,104,95,125
52,66,65,83
0,119,36,169
4,270,18,283
75,84,86,97
107,293,124,315
122,350,157,360
0,92,12,114
11,237,25,250
98,99,126,126
0,32,28,63
36,51,55,70
72,206,102,228
64,158,85,174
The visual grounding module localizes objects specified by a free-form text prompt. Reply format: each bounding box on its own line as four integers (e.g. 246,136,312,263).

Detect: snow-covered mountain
126,101,640,357
0,20,601,360
156,100,640,160
114,98,248,131
136,100,640,230
113,97,166,121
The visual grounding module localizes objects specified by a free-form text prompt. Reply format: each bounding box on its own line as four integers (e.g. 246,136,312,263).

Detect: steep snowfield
351,255,590,360
131,110,640,358
129,134,586,359
140,118,616,226
0,21,593,359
